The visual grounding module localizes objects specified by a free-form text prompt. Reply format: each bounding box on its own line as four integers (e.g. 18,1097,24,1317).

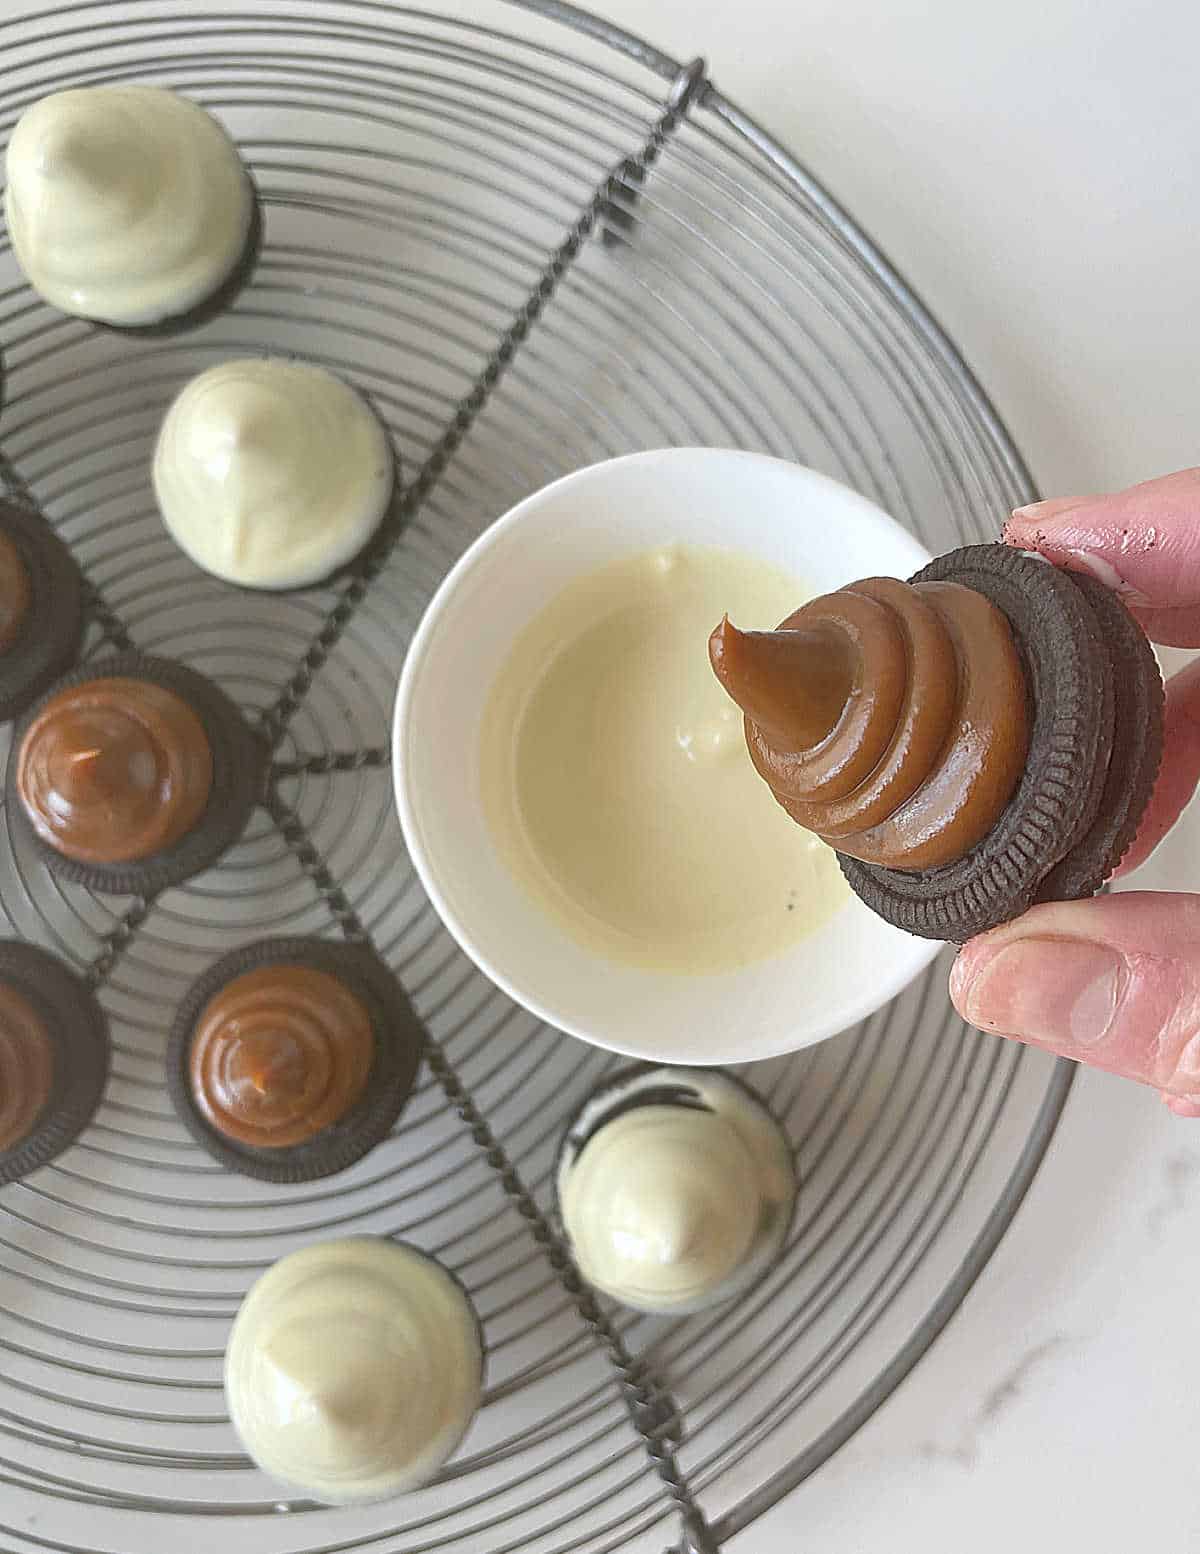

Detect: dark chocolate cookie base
166,937,423,1183
1033,570,1164,904
0,941,109,1185
6,651,266,896
0,499,84,723
839,546,1163,942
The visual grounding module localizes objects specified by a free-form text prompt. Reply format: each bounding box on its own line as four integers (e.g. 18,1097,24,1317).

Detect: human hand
948,469,1200,1112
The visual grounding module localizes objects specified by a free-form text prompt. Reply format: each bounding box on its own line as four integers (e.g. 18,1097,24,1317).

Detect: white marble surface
571,0,1200,1548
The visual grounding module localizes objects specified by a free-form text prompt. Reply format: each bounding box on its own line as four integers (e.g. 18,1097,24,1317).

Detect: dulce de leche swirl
189,966,374,1149
0,983,54,1151
709,576,1030,870
0,532,32,654
16,676,213,865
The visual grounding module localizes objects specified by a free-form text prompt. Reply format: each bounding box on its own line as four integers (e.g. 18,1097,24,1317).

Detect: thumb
949,893,1200,1103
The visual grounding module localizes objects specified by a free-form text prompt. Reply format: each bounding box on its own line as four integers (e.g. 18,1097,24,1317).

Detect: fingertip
1163,1094,1200,1118
1004,495,1091,538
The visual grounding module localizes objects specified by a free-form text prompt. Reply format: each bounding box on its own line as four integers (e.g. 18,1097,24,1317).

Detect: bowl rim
393,448,943,1062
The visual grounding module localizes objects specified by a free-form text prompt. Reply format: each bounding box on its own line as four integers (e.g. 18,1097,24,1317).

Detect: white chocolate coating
153,359,394,589
557,1069,796,1314
4,86,253,326
225,1239,483,1504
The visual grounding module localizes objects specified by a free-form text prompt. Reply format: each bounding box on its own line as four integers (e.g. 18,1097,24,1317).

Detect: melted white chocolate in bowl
481,544,848,974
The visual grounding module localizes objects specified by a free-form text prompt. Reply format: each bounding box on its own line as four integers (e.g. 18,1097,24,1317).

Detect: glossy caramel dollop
189,965,374,1149
16,676,213,864
710,576,1030,870
0,531,32,653
0,983,54,1150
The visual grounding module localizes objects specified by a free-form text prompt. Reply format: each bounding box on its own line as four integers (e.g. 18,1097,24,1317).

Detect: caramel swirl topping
17,674,214,870
0,532,32,654
710,576,1030,870
16,676,213,865
188,965,374,1149
0,983,54,1151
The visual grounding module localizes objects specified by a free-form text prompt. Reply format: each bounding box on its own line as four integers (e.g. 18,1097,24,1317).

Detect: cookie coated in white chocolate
154,359,394,589
225,1238,483,1505
557,1068,796,1314
4,86,253,326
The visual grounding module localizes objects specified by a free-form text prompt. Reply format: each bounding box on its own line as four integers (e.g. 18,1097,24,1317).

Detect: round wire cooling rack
0,3,1074,1552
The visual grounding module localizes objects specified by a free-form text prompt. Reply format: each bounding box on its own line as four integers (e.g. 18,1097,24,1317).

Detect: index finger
1003,468,1200,646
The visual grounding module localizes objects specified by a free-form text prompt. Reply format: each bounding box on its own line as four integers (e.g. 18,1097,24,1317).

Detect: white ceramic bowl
394,449,941,1064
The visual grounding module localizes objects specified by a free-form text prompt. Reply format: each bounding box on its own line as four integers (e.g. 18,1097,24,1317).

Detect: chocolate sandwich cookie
7,651,265,895
0,940,109,1184
0,499,84,723
167,938,424,1182
1030,568,1164,906
712,544,1163,941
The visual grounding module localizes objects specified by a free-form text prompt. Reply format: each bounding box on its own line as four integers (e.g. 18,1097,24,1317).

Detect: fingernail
1008,496,1090,525
956,938,1127,1052
1062,549,1152,605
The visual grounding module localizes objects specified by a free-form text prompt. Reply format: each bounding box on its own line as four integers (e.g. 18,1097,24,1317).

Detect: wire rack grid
0,3,1072,1553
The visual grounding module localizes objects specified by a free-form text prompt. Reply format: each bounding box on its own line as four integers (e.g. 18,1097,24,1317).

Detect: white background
573,1,1200,1550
